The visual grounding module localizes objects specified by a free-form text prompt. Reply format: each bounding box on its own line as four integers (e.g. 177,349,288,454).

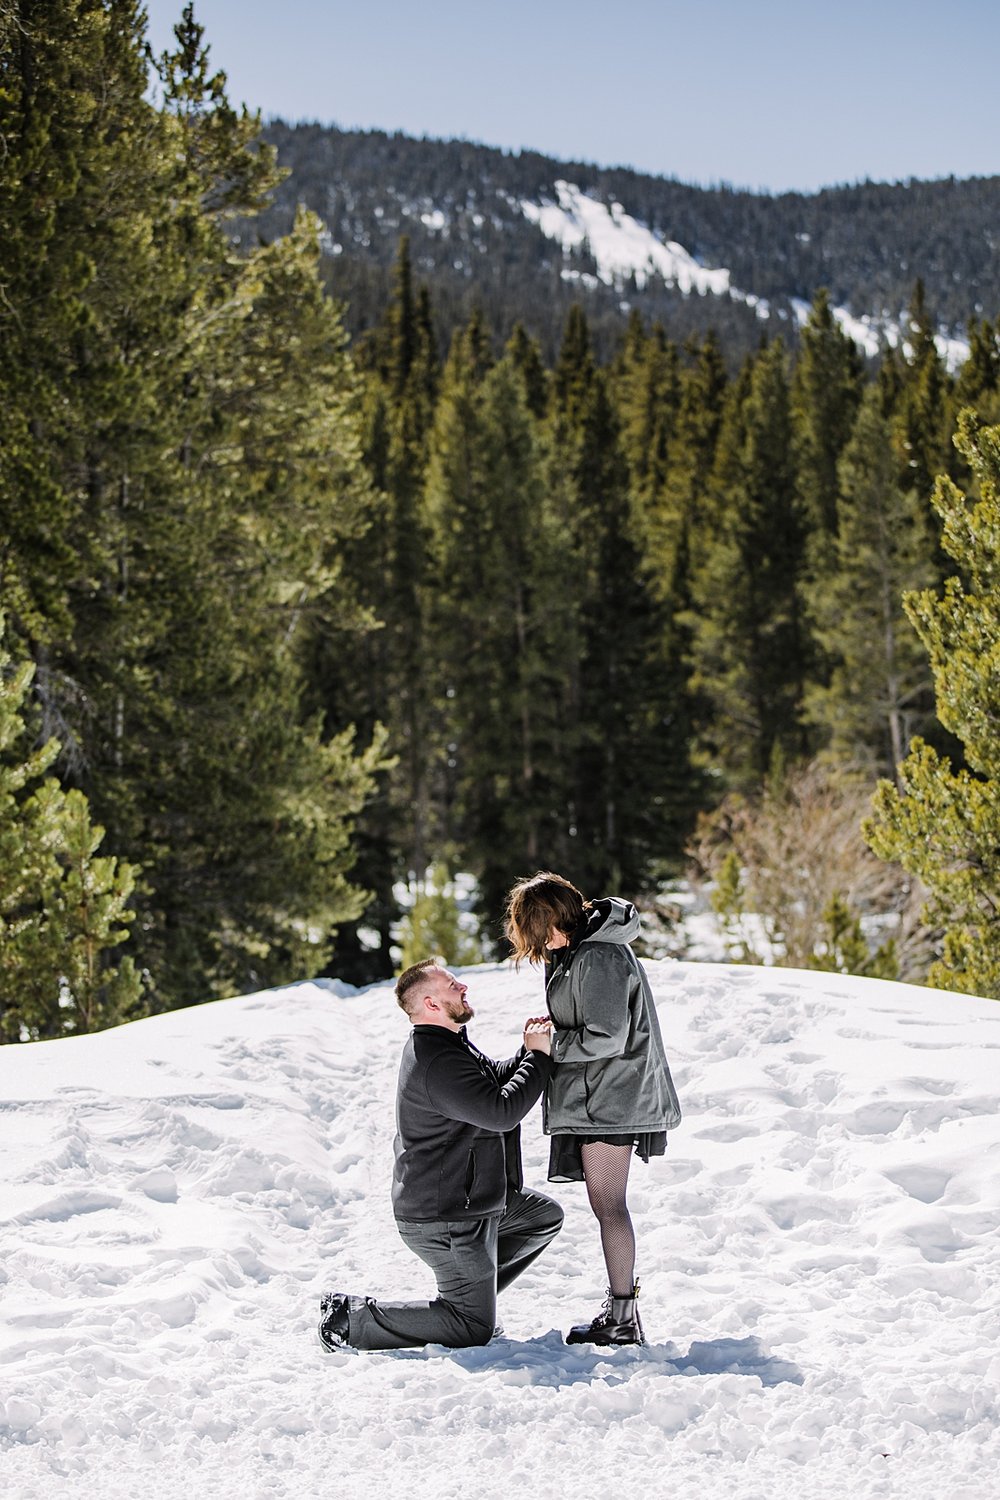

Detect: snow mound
2,963,1000,1499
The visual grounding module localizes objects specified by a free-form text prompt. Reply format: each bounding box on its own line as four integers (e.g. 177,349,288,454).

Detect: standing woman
504,871,681,1346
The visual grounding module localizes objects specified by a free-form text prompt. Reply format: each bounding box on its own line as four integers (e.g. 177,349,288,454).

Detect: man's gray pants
346,1187,564,1350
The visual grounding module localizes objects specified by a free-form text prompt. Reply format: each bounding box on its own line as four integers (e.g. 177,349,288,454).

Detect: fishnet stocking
580,1140,636,1295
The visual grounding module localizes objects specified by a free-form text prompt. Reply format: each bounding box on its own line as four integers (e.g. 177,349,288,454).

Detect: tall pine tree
866,413,1000,996
422,326,571,932
2,3,384,1006
804,386,937,772
0,616,141,1041
544,308,691,893
791,290,865,540
687,341,809,783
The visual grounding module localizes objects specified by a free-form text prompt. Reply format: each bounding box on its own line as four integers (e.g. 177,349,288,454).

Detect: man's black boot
565,1280,645,1347
318,1292,351,1350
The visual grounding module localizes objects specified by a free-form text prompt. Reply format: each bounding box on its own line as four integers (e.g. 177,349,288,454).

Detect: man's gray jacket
391,1025,553,1222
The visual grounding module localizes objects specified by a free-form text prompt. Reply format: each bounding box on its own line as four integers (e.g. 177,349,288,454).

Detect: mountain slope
250,122,1000,359
3,963,1000,1498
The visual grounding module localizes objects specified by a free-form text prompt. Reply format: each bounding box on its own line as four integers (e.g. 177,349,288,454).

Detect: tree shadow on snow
390,1331,803,1388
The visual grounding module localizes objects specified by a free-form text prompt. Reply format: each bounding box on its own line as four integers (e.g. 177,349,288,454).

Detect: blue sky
143,0,999,194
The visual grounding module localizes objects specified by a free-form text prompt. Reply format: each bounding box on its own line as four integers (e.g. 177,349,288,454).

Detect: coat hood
578,896,640,947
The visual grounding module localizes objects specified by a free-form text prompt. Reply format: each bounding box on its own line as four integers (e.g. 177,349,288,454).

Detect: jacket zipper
464,1148,476,1209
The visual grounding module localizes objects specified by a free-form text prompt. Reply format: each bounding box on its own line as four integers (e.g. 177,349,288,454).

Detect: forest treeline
3,2,1000,1042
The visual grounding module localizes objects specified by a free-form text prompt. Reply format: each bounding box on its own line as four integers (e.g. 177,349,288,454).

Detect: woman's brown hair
504,871,587,965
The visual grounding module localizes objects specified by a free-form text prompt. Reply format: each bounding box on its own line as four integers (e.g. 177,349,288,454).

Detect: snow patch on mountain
790,299,969,372
520,180,969,368
520,180,731,297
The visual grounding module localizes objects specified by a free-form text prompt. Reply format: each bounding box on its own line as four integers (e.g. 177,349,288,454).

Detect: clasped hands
523,1014,553,1055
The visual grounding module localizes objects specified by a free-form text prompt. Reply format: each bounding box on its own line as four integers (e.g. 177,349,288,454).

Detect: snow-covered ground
2,961,999,1500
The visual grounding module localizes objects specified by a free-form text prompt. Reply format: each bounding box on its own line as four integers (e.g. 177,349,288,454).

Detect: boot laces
590,1290,615,1329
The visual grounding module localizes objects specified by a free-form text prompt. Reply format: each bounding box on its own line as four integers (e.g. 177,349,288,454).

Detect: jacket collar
411,1023,471,1046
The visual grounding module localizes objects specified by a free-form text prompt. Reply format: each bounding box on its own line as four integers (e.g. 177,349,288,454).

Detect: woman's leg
580,1140,636,1294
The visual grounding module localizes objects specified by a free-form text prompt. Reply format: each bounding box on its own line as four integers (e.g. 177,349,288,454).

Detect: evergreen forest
4,1,1000,1042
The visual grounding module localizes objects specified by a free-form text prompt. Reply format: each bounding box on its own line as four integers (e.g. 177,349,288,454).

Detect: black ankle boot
318,1291,351,1350
566,1279,645,1346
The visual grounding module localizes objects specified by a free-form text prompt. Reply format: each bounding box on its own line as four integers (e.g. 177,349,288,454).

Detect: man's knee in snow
448,1316,493,1348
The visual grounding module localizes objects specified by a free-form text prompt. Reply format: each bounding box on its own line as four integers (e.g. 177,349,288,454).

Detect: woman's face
546,925,570,951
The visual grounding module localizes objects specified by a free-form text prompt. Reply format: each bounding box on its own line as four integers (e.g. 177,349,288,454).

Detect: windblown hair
504,872,587,965
395,957,438,1014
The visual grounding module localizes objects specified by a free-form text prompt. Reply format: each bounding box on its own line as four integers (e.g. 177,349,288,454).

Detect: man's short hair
395,957,439,1015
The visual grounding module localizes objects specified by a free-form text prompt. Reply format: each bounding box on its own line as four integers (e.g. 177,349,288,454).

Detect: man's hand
523,1016,553,1056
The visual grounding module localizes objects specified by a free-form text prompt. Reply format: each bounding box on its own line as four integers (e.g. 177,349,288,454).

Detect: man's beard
444,995,474,1024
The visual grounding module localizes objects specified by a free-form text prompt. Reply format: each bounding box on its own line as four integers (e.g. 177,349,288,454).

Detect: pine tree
422,316,496,853
686,341,809,783
610,313,681,515
807,893,897,981
423,330,569,931
3,4,385,1006
892,280,954,504
377,239,439,859
36,786,143,1036
0,650,62,1041
650,334,728,718
0,617,142,1041
544,308,691,893
865,413,1000,996
310,240,445,980
605,322,707,856
953,317,1000,432
122,197,386,1004
505,322,548,419
551,304,596,426
803,386,937,773
628,334,728,836
792,288,865,539
572,374,679,888
0,0,159,646
397,864,482,970
379,244,441,881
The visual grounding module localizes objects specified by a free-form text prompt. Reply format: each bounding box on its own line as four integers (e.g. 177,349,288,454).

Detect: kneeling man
319,958,562,1350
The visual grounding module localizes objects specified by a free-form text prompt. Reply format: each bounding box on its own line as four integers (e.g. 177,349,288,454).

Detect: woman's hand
523,1016,553,1055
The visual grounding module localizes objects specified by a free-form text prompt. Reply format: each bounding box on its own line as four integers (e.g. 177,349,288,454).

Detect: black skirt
548,1131,668,1183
